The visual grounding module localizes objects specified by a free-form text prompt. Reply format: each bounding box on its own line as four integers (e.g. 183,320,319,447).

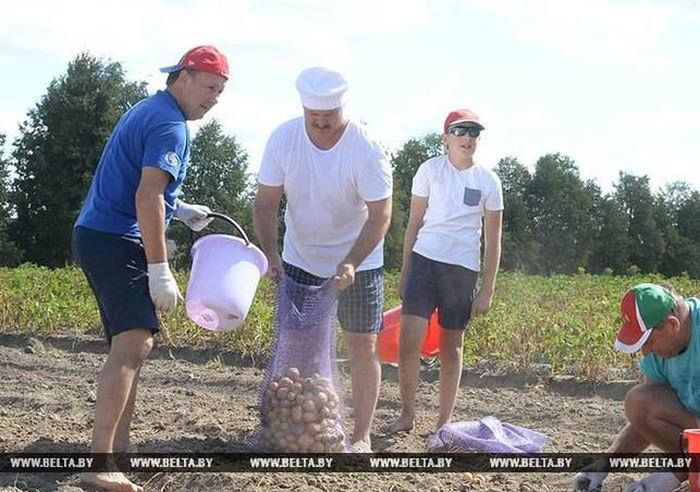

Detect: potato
297,434,313,450
260,370,348,453
315,377,333,388
291,406,303,423
276,387,289,400
285,367,301,381
301,399,316,413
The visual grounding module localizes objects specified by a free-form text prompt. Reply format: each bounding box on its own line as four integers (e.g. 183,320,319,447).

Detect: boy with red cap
73,45,229,491
574,283,700,491
387,108,503,434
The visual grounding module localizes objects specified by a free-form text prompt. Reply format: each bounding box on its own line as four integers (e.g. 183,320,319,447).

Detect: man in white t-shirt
388,108,503,434
253,67,393,452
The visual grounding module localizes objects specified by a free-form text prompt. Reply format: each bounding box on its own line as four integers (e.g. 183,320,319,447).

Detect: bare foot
385,414,414,434
351,440,373,453
435,418,452,431
80,472,143,492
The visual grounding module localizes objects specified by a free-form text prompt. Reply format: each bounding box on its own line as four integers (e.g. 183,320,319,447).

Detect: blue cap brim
159,64,182,74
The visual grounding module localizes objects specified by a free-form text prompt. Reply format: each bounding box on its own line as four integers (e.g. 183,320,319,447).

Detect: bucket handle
205,212,251,246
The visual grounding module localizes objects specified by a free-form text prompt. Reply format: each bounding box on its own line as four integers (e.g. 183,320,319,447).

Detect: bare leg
113,368,141,452
80,329,152,492
344,331,381,448
624,383,697,452
623,383,697,483
436,327,465,429
386,315,427,433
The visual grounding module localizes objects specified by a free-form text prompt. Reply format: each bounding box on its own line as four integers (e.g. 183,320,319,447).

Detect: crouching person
574,283,700,491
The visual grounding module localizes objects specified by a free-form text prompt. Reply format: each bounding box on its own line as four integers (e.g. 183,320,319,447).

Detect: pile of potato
259,367,346,452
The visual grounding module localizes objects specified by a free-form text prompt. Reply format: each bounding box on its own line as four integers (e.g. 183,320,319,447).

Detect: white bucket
186,230,268,332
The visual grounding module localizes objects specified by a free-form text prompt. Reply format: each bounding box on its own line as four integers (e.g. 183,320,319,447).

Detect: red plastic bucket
377,305,441,363
683,429,700,492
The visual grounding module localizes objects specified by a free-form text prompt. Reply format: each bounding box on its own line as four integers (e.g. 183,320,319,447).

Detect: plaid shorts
283,262,384,333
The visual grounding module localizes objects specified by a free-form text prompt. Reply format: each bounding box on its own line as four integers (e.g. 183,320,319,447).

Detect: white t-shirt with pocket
258,117,393,277
411,155,503,271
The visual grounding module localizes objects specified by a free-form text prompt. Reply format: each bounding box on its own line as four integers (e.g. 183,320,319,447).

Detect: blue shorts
283,262,384,334
72,226,159,343
402,252,478,330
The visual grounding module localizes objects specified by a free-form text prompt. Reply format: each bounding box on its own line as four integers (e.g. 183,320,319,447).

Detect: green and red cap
614,283,675,353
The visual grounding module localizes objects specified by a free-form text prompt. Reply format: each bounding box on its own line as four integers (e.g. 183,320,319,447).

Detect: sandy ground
0,333,687,492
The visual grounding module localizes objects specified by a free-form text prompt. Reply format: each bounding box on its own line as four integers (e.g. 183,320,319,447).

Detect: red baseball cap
444,109,485,132
160,45,229,80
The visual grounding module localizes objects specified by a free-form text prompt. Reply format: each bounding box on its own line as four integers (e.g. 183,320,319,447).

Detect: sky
1,0,699,194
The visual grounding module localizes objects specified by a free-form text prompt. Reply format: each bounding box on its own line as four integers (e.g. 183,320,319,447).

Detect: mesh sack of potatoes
250,276,348,453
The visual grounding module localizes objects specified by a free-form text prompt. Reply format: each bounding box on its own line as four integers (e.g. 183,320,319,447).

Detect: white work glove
173,200,213,231
573,471,608,491
623,473,680,492
147,262,181,311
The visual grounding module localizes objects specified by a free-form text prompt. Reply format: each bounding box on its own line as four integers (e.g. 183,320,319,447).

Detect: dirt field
0,333,686,492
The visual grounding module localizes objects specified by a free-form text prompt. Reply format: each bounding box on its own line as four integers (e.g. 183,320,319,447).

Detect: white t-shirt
258,117,392,277
411,155,503,271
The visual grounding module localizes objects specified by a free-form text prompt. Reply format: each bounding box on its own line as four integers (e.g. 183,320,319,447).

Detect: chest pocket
463,187,482,207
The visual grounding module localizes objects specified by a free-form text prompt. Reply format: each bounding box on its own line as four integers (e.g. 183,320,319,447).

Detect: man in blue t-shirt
72,45,229,492
573,283,700,492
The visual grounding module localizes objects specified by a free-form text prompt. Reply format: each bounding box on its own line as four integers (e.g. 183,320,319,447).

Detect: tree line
1,53,699,278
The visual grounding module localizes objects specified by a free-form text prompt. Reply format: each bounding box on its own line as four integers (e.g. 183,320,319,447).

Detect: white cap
295,67,348,110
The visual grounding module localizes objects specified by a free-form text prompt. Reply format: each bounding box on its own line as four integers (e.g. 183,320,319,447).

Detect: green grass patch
2,265,698,379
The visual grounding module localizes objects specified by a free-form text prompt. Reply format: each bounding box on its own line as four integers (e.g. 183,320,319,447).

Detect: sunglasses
448,126,481,138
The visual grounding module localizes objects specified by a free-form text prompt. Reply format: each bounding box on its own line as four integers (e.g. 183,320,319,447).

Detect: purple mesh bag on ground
250,276,348,453
426,416,548,453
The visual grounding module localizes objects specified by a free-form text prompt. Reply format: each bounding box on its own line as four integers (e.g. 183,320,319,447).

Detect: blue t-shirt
75,90,189,237
640,297,700,414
